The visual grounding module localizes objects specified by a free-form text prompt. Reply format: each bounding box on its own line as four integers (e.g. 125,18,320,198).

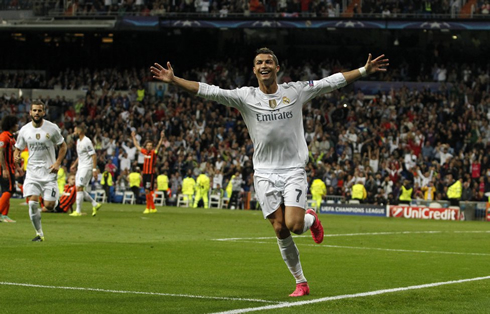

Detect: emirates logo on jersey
36,134,40,140
269,100,277,109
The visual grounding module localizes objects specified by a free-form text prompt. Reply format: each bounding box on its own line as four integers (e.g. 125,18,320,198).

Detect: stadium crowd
5,0,490,18
1,57,490,208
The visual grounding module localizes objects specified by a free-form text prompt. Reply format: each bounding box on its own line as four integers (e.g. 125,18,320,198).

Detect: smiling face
253,53,279,87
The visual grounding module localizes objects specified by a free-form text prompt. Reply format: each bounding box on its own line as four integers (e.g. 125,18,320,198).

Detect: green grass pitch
0,198,489,313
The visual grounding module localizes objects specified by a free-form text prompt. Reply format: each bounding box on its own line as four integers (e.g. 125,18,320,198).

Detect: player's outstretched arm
342,53,389,85
150,61,199,95
155,131,164,153
131,131,142,151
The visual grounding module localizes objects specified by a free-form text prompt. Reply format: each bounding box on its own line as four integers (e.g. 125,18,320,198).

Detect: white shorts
254,168,308,219
76,168,93,187
23,178,59,201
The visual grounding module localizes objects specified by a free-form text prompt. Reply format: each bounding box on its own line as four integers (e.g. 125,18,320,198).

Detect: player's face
253,54,279,85
68,176,75,185
30,104,45,124
146,142,154,150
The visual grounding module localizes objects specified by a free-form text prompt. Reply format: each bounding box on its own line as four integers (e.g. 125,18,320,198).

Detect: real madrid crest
282,97,290,104
269,99,277,109
46,133,50,139
36,134,40,140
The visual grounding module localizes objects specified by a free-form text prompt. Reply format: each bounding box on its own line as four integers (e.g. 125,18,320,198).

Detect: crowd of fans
1,56,490,208
4,0,490,18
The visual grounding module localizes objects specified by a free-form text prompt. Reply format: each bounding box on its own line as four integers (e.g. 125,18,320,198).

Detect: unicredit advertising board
389,205,460,220
320,204,386,217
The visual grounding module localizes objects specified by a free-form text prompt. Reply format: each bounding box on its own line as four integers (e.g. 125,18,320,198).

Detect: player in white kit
14,101,67,242
150,48,388,296
69,124,101,217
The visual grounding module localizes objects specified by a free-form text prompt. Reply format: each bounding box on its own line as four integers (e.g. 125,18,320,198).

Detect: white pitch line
211,275,490,314
225,240,490,257
212,230,490,242
320,244,490,256
0,282,280,304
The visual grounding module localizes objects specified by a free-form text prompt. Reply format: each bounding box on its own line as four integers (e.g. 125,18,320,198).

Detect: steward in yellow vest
310,178,326,210
446,174,462,206
352,181,367,203
399,180,413,205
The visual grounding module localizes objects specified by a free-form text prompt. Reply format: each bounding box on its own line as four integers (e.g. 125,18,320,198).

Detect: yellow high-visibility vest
447,181,462,199
399,186,412,201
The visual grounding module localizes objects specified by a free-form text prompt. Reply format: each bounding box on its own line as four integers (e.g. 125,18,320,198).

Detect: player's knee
270,222,289,238
44,203,56,210
287,221,304,235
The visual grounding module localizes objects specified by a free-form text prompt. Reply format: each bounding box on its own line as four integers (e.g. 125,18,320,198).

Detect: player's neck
32,119,44,128
258,81,278,94
79,134,85,140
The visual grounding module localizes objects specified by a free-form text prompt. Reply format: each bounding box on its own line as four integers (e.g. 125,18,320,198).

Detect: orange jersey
0,131,16,173
141,148,157,175
59,184,77,212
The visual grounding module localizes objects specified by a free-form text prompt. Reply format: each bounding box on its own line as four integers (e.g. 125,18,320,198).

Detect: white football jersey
76,136,96,170
15,120,64,182
198,73,346,171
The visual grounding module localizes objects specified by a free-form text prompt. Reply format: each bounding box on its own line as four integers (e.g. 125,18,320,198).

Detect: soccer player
13,101,67,242
0,115,19,223
69,124,101,217
53,174,77,213
131,130,164,213
151,48,388,296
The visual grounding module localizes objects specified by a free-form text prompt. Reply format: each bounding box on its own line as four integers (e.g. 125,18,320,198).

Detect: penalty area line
211,275,490,314
0,282,280,304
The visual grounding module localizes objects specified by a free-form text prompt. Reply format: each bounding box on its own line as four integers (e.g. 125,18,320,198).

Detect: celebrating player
14,101,67,242
151,48,388,296
131,130,164,213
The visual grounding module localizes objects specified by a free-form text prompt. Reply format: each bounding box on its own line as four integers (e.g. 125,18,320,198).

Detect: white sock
76,193,83,213
277,236,307,284
302,213,315,234
29,201,43,237
83,190,97,206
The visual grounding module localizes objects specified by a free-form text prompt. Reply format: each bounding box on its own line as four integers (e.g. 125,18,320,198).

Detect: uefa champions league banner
320,204,386,217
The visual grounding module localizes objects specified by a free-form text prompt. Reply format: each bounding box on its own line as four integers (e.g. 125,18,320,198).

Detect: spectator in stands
482,1,490,14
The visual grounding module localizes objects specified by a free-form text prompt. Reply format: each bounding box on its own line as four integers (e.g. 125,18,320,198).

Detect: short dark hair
31,100,45,109
1,115,18,132
254,47,279,66
75,124,86,133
